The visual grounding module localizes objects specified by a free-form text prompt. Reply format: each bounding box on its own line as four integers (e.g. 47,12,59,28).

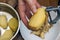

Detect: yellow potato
40,32,45,39
0,29,14,40
8,18,18,32
29,8,46,30
0,15,8,29
29,8,52,39
32,30,41,36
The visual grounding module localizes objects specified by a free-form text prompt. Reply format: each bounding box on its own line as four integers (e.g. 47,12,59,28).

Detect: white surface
20,11,60,40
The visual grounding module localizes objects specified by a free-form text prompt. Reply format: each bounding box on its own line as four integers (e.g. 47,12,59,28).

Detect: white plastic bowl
20,11,60,40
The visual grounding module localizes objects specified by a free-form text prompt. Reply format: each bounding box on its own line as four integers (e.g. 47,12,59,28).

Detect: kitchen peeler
46,6,60,24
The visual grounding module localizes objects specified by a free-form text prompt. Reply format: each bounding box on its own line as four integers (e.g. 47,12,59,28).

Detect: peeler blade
46,6,60,24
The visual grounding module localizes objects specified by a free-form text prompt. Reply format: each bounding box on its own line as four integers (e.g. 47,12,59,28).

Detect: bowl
0,3,20,40
20,11,60,40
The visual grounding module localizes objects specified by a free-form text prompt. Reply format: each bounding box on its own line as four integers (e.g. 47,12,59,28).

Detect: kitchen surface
13,32,24,40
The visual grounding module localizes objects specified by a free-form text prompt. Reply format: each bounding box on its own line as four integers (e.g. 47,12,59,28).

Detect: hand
18,0,40,27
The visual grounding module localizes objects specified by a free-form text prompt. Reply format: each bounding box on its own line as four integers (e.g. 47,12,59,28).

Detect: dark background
13,31,24,40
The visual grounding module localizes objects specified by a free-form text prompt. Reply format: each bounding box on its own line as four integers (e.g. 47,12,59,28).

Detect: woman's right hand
18,0,41,27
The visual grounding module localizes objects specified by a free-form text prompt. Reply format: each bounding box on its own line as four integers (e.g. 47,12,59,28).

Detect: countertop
13,31,24,40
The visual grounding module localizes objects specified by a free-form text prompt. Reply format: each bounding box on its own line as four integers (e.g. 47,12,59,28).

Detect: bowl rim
0,2,20,40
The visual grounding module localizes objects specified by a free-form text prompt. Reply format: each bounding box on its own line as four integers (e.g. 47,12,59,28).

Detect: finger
25,3,32,19
36,2,41,8
25,0,37,13
18,0,25,12
25,10,32,19
20,12,28,26
18,0,28,26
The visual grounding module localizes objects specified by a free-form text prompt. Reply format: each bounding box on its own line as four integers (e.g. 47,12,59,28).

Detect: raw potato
0,29,14,40
8,18,18,32
32,30,41,36
0,15,8,29
29,8,46,30
31,11,52,39
40,32,45,39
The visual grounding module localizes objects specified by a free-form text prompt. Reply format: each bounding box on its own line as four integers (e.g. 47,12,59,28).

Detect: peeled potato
29,8,46,30
32,30,41,36
0,29,14,40
8,18,18,32
0,15,8,29
40,32,45,39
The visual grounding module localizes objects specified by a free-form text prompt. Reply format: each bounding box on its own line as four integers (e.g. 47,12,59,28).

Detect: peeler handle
46,6,60,24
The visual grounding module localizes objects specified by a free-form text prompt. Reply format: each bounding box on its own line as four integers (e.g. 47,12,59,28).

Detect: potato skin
0,29,14,40
8,18,18,32
0,15,8,29
29,8,46,31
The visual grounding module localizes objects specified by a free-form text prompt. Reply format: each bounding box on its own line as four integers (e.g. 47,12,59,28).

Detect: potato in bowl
0,3,20,40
